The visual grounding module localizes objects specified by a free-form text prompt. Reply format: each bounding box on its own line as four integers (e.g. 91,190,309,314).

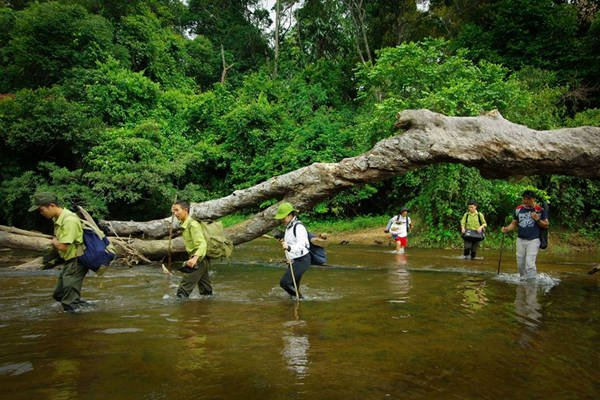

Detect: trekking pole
264,233,300,301
285,252,300,302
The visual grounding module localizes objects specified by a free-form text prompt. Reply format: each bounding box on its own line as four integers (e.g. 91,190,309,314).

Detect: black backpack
292,221,327,265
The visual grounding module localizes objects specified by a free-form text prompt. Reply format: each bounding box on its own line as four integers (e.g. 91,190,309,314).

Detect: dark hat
467,199,478,206
401,207,409,212
521,190,537,199
28,192,58,212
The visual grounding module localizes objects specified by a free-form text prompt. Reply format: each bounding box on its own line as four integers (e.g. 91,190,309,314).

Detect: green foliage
182,35,220,89
507,67,568,129
0,162,107,229
83,121,186,219
566,108,600,127
293,0,354,62
185,0,270,76
115,9,194,87
304,215,386,234
355,39,530,145
0,2,115,90
0,170,43,228
63,58,160,126
0,87,102,173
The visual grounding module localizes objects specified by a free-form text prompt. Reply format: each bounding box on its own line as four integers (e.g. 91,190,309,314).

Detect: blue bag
78,225,115,272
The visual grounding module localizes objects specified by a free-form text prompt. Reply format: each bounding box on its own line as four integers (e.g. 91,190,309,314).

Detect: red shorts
393,236,408,246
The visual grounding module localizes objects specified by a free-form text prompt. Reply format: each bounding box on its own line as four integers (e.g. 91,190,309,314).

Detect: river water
0,239,598,399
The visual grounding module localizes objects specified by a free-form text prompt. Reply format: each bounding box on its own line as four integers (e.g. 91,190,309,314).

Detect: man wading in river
171,200,212,299
29,192,88,312
501,190,549,280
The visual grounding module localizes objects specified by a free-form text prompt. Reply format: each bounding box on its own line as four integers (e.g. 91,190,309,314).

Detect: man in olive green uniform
171,200,212,298
29,192,87,312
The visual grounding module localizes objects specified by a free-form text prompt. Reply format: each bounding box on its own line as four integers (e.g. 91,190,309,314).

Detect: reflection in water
514,283,543,348
388,254,411,304
282,303,310,380
460,278,488,313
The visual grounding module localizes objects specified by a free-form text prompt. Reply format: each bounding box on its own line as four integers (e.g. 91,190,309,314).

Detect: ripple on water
0,361,33,376
98,328,143,334
494,272,560,289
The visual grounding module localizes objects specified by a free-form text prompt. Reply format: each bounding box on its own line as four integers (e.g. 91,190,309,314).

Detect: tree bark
3,109,600,264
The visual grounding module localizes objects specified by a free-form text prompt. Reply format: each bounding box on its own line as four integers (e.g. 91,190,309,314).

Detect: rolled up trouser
177,259,211,298
53,258,88,311
280,253,311,297
516,237,540,279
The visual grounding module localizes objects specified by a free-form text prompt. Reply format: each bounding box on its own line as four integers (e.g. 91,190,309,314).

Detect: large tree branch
101,109,600,242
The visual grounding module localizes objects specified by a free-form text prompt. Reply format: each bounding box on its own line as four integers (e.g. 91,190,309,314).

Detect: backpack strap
291,220,310,250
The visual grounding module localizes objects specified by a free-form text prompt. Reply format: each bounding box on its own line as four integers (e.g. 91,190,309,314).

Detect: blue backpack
293,221,327,265
76,207,116,272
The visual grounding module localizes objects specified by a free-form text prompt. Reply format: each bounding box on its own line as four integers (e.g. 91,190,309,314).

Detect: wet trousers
516,238,540,280
53,258,88,311
177,259,212,298
463,239,480,259
280,253,311,298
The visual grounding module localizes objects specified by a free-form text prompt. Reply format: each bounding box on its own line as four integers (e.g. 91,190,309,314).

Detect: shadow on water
0,239,599,399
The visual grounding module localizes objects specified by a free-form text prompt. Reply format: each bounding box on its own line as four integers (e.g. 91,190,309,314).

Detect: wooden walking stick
264,233,300,301
285,252,301,301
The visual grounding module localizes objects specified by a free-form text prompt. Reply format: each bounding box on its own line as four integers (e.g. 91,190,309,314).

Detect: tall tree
185,0,270,75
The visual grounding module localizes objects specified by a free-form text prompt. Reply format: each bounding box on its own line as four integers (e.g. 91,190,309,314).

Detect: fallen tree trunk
3,109,600,264
0,227,186,269
101,109,600,242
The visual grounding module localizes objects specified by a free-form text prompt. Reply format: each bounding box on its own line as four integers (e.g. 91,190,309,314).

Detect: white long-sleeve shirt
284,217,310,260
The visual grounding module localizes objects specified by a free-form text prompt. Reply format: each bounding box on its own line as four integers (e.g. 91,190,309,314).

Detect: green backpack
196,220,234,259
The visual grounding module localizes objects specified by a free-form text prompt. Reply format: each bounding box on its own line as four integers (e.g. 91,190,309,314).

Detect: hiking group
28,189,549,311
384,189,549,281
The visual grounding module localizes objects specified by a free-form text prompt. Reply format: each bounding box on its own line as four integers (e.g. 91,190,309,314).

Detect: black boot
470,251,476,260
463,249,470,259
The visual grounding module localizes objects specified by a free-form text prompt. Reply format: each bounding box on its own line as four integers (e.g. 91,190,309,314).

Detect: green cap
274,202,297,219
28,192,58,212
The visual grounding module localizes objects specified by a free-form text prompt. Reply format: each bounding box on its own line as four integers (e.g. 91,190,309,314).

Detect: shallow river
0,240,599,400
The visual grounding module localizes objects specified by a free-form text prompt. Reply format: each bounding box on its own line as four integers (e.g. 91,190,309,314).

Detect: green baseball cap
274,202,297,219
28,192,58,212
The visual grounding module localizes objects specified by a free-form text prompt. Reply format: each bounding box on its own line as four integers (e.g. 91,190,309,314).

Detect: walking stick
264,234,300,301
285,252,301,302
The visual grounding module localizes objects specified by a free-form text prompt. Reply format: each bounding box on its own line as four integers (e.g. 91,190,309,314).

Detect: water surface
0,240,598,399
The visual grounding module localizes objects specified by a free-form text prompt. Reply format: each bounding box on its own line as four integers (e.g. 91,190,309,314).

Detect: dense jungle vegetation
1,0,599,245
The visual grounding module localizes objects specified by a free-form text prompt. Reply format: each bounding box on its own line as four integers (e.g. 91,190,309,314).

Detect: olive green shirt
181,217,207,259
53,208,83,261
461,211,487,230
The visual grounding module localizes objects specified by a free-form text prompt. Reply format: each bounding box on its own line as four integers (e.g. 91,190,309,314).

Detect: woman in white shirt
274,202,311,299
